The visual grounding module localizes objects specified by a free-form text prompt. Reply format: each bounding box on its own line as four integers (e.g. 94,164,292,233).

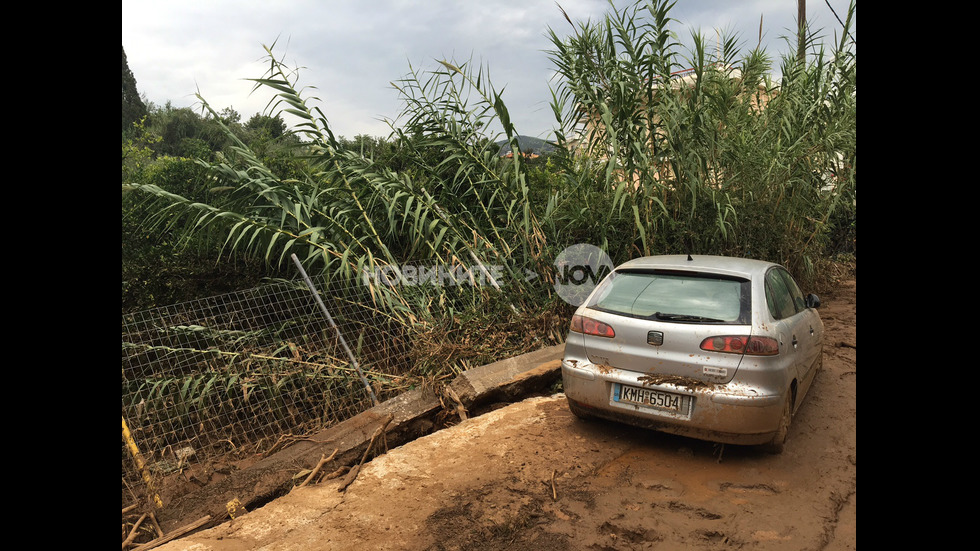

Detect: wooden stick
130,515,211,551
338,414,393,492
551,470,558,501
323,465,350,480
337,464,361,492
263,433,335,458
121,513,147,549
262,432,295,457
358,414,394,466
298,448,339,488
148,512,165,538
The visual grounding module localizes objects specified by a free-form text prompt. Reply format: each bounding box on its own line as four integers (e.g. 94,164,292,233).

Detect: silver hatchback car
561,255,823,453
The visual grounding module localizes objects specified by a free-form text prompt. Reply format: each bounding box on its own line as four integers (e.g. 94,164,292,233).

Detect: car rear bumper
561,358,786,446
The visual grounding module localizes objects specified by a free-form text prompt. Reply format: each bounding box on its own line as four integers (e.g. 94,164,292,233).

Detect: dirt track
156,279,856,551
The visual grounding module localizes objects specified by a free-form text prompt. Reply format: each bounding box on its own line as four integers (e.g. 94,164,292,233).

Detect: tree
122,45,147,136
143,103,239,160
244,113,287,141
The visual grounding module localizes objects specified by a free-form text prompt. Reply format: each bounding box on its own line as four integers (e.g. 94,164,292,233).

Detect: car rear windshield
587,270,751,324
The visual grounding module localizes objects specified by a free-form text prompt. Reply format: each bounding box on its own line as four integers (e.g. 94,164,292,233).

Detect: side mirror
805,294,821,308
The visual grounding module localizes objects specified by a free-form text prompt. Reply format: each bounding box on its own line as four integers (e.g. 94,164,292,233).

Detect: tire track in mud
422,279,856,551
816,484,857,550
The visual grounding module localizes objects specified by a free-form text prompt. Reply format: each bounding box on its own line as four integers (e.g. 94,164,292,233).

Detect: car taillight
570,314,615,338
700,335,779,355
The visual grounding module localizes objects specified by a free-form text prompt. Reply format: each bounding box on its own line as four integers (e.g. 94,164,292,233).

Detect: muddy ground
154,278,856,550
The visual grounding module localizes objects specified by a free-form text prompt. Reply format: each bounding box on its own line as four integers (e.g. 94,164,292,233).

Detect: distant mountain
496,135,558,157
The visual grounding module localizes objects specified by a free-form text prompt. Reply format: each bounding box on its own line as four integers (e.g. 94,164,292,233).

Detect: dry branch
338,414,394,492
148,512,165,538
324,465,350,480
263,433,336,458
130,515,212,551
122,513,148,549
298,448,339,488
338,464,361,492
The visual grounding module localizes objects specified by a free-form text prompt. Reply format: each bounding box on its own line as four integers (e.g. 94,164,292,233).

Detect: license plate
614,383,688,413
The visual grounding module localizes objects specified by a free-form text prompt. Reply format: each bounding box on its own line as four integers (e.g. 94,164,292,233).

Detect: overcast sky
122,0,854,141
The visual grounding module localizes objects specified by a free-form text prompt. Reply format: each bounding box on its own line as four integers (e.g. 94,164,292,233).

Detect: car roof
615,255,779,278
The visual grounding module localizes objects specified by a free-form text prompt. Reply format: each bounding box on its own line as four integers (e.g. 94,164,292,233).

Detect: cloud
122,0,853,140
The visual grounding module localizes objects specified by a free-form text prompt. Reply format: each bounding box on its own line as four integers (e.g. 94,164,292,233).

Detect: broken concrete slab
156,386,443,533
448,344,564,409
154,343,566,535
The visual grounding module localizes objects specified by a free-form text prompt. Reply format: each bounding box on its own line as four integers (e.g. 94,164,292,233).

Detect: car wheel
763,393,793,454
566,398,592,420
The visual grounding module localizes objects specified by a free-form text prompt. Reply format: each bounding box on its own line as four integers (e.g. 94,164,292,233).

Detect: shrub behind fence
121,274,413,505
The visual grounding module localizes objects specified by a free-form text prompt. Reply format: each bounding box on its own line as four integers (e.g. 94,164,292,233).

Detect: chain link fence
121,270,418,506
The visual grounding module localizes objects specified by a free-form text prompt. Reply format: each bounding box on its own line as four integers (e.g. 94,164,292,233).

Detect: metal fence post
290,254,379,406
122,416,163,509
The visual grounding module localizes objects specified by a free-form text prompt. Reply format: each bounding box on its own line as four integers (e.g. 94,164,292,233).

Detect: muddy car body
561,255,823,453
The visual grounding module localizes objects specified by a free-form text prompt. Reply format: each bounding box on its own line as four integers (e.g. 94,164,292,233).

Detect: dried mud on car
637,373,717,389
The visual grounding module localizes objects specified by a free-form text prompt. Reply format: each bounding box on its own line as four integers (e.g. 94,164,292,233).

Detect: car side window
776,268,806,313
765,269,797,320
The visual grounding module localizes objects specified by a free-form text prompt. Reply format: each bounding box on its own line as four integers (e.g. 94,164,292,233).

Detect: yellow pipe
122,416,163,509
